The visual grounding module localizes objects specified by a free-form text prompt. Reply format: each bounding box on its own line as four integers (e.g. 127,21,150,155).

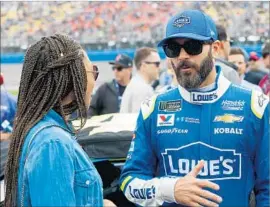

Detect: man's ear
212,40,221,58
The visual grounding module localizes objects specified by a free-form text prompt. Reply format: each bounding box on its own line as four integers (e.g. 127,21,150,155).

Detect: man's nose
177,48,190,60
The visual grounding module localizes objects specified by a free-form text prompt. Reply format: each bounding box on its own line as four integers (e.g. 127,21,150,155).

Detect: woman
4,34,111,206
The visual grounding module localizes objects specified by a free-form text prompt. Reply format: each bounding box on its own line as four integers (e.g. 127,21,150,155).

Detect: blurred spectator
1,2,269,50
259,42,270,95
156,58,178,93
215,25,241,84
120,47,160,113
248,52,261,71
261,42,270,70
228,48,262,92
244,51,267,85
0,73,17,141
88,54,133,116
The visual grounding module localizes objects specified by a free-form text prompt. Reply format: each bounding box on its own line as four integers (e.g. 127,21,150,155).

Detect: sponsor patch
258,93,267,107
129,185,156,199
214,128,243,135
178,117,200,124
141,95,157,120
222,100,245,111
251,90,269,119
157,114,175,127
214,114,244,123
157,128,188,135
162,142,241,180
191,91,218,103
173,16,190,28
159,100,182,112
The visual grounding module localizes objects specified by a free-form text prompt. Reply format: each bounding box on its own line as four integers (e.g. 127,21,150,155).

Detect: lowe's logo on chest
162,142,241,180
157,114,175,127
191,92,218,103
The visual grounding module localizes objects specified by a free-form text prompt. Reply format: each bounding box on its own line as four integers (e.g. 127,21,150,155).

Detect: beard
171,49,214,89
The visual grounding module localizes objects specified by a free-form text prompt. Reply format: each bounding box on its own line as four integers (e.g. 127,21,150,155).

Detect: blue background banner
0,44,263,64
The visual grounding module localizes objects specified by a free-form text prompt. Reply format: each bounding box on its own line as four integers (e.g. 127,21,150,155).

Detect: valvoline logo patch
161,142,241,180
157,114,175,127
160,115,172,122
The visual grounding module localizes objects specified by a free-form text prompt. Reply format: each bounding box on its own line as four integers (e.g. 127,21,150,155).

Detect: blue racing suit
120,67,269,207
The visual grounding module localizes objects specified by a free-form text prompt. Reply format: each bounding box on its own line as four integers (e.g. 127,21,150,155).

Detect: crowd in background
1,1,269,50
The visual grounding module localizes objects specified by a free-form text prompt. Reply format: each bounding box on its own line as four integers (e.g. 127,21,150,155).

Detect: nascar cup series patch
158,100,182,112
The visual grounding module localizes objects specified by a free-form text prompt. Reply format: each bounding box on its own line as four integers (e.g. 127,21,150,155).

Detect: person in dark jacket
215,25,241,85
88,54,133,116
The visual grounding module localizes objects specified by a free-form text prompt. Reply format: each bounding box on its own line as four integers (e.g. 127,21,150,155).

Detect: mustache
175,60,198,71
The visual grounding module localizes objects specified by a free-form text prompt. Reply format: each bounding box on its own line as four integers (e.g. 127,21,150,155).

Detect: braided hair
4,34,89,206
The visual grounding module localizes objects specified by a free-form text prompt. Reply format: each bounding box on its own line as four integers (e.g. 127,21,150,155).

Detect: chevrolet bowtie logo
214,114,244,123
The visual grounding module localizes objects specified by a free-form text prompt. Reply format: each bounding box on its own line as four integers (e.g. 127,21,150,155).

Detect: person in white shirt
120,47,161,113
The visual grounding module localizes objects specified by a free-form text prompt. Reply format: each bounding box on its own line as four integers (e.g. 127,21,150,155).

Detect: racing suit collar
178,66,231,104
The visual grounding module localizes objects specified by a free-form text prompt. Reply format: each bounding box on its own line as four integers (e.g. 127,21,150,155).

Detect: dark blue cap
158,10,217,47
109,54,133,68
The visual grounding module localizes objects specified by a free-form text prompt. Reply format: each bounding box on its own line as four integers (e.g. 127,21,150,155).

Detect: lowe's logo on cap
173,16,190,28
162,142,241,180
157,114,175,127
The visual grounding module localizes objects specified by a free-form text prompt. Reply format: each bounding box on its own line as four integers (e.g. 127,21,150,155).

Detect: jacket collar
178,66,231,104
45,110,75,134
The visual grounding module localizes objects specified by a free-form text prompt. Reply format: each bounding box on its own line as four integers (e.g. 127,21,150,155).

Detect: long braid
4,34,88,206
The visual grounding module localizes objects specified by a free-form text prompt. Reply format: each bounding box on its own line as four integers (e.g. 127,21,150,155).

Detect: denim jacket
17,110,103,207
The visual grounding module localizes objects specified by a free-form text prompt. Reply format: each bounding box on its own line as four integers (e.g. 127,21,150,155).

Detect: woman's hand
103,199,116,207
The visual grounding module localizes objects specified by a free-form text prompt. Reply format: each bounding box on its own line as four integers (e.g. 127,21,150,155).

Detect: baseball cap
249,52,259,61
109,54,133,68
158,10,217,47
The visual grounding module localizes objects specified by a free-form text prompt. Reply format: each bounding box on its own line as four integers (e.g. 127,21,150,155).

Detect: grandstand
1,1,269,52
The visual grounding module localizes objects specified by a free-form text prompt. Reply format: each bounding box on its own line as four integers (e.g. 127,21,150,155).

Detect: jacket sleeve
26,139,76,206
119,96,178,206
251,91,269,206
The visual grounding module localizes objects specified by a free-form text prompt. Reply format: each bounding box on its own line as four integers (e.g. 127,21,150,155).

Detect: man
156,58,178,93
215,25,241,84
244,51,267,86
259,42,270,95
120,10,269,207
120,47,161,113
228,47,262,92
0,73,17,141
88,54,132,116
261,42,270,70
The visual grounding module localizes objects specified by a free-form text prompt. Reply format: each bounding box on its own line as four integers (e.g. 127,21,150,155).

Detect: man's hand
174,160,222,207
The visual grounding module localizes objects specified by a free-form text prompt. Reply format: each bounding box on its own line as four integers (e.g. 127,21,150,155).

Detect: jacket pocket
74,169,102,207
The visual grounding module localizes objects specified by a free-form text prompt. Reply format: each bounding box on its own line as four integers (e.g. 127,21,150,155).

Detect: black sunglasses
144,61,161,67
163,40,212,58
86,65,99,80
112,66,125,72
